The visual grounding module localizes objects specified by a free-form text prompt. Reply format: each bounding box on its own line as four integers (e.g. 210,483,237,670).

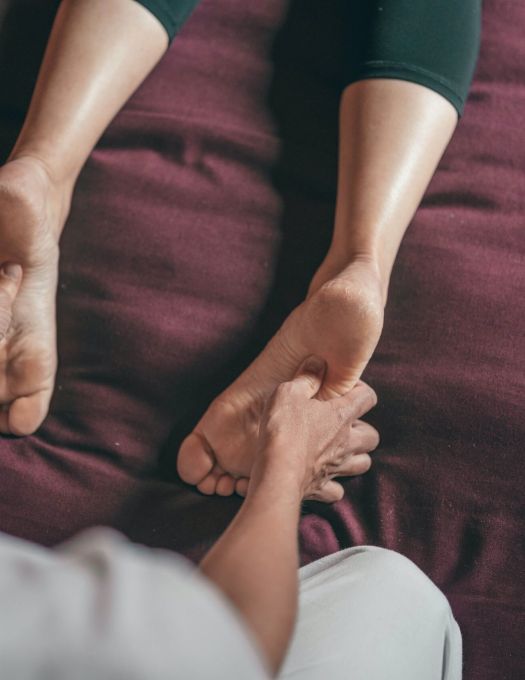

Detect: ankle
4,153,73,239
309,249,389,307
336,254,387,305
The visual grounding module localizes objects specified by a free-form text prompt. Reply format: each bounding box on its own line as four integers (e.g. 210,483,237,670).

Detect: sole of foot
0,157,69,435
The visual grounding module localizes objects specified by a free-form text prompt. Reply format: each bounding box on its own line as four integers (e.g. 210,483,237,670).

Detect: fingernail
2,263,21,280
303,355,325,374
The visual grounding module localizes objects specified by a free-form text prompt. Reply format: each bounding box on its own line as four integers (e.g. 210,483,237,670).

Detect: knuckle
265,404,285,426
332,404,346,425
275,382,293,398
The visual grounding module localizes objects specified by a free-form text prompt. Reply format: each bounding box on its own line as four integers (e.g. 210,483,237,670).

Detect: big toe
2,391,51,436
177,431,216,485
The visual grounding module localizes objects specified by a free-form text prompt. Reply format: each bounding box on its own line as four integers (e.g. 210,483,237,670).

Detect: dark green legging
134,0,482,118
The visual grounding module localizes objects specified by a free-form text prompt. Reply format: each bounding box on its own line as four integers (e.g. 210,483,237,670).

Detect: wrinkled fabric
0,530,460,680
0,2,523,680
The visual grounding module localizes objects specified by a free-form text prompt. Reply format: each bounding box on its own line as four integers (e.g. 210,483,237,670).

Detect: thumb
290,355,326,399
0,263,22,342
316,360,368,400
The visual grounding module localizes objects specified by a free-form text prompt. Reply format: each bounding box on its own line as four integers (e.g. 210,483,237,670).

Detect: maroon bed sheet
0,1,523,679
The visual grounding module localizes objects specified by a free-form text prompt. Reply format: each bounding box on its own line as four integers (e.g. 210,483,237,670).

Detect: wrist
249,448,305,504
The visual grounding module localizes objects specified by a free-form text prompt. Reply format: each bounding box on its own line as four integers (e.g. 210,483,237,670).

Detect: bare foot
177,257,384,497
0,156,70,435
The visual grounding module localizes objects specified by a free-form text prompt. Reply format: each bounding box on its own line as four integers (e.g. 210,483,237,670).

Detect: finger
335,381,378,420
332,453,372,478
0,263,22,342
351,420,381,453
305,480,344,503
288,355,326,399
317,360,368,400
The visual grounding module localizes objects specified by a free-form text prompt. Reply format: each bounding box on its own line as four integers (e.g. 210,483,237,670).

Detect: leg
279,546,462,680
0,0,168,435
177,78,458,498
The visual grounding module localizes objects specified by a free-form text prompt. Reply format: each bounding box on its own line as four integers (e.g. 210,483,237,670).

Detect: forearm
330,78,457,302
9,0,168,192
200,464,302,676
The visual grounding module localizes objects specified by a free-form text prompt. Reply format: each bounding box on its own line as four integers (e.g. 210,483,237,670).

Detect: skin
178,79,458,498
200,356,379,675
0,0,168,435
0,5,457,673
0,7,451,672
0,1,457,501
0,269,381,677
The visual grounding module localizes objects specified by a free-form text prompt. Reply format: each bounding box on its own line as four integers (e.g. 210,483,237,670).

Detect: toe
0,345,56,436
234,478,250,497
197,465,224,495
216,475,236,497
177,431,216,485
4,391,50,436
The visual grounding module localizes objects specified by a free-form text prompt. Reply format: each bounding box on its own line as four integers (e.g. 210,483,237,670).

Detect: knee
349,546,453,618
300,547,461,677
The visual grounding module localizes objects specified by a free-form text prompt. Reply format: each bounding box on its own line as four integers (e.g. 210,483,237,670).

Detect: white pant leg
279,546,462,680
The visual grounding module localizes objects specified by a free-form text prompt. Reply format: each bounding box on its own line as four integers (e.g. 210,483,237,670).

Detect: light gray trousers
280,546,462,680
0,529,461,679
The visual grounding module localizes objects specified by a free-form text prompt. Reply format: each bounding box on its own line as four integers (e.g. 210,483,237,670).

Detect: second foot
0,157,70,435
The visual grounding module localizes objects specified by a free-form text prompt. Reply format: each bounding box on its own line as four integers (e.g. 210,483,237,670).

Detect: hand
251,355,380,502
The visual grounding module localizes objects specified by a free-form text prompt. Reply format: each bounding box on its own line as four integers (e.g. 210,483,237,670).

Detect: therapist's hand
250,355,380,502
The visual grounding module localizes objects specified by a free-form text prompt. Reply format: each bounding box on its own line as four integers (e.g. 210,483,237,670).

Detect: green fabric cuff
345,60,465,117
133,0,199,43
